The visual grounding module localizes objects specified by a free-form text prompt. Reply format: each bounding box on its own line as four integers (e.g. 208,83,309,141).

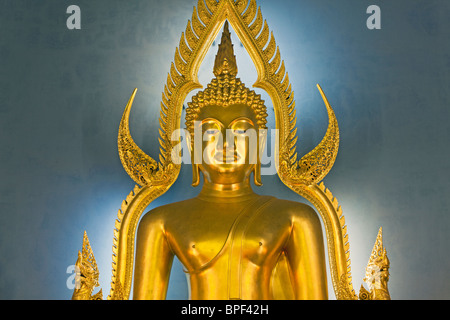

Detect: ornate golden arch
69,0,389,301
111,0,354,300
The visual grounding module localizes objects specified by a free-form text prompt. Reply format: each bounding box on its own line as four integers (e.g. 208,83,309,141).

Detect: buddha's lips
213,151,241,163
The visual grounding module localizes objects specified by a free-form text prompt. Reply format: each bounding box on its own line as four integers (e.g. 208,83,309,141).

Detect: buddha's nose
216,129,229,149
216,139,228,153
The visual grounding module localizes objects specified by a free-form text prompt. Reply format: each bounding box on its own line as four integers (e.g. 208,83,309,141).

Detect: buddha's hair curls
185,74,268,134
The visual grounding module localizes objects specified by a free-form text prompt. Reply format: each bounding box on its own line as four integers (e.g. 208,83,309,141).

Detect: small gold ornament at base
359,228,391,300
71,232,103,300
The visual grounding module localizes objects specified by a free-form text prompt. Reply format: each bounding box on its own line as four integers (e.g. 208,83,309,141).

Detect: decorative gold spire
365,227,390,280
361,227,391,300
72,231,102,300
213,21,238,77
186,21,267,135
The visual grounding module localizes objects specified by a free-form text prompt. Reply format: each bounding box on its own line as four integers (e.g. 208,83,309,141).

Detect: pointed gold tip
376,227,383,242
213,20,238,77
224,20,230,33
316,84,326,102
368,226,386,263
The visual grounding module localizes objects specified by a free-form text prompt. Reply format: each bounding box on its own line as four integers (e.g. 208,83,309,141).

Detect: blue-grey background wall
1,0,449,300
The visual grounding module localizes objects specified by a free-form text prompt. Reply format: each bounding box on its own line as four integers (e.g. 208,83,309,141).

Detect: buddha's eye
233,129,247,135
205,129,219,135
230,118,254,136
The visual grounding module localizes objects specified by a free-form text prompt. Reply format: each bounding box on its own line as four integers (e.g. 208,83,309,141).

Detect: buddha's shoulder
139,196,319,224
265,197,320,221
139,198,199,222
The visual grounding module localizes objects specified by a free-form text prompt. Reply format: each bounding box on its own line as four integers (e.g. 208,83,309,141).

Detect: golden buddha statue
133,22,327,300
71,0,391,301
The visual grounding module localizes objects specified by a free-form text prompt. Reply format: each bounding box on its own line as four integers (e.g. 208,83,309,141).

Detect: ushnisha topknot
185,21,268,134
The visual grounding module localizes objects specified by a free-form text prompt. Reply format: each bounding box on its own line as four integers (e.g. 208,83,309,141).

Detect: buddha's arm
133,211,174,300
285,206,328,300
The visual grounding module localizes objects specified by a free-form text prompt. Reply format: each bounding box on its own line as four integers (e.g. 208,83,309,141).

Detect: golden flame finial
360,227,391,300
364,227,390,285
367,227,389,267
213,21,238,77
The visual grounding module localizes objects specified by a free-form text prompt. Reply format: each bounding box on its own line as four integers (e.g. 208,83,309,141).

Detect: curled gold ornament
118,89,158,187
289,84,340,185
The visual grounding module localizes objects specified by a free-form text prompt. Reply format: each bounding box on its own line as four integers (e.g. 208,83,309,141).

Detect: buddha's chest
166,207,291,271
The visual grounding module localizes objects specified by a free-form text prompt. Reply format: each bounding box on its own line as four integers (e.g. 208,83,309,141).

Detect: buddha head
185,21,268,188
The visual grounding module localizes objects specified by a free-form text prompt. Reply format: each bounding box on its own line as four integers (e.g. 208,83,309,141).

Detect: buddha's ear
186,131,201,187
253,128,267,187
258,128,268,156
185,130,192,156
192,164,201,187
253,163,262,187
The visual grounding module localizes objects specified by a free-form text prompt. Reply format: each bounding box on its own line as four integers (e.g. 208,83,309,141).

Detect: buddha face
191,104,265,186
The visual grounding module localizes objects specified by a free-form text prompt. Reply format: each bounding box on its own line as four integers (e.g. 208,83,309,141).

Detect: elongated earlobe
192,164,201,187
253,162,262,187
187,133,200,187
254,130,266,187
